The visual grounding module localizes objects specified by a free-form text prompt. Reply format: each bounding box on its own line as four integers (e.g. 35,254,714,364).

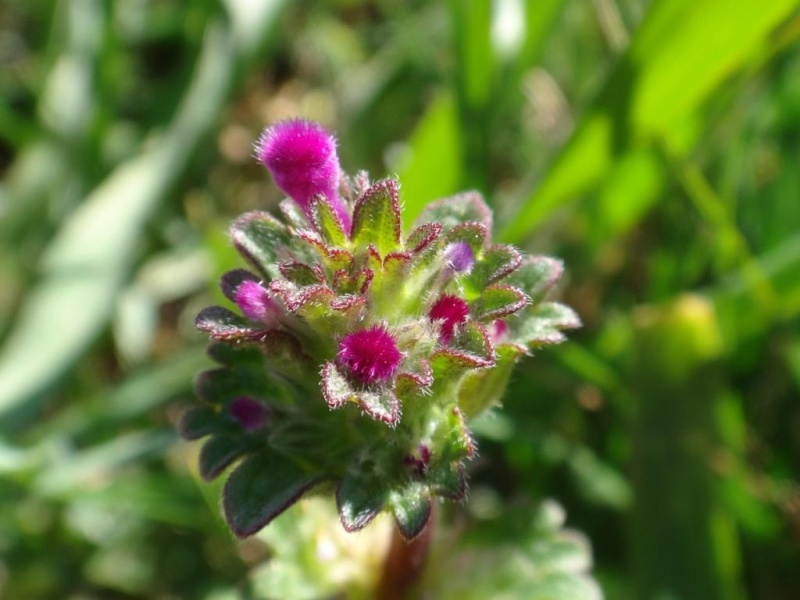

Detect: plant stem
375,504,436,600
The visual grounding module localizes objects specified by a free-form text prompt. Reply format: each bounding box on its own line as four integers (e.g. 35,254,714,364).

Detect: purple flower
337,326,403,385
255,119,351,231
444,242,475,274
234,280,280,325
428,294,470,344
228,396,270,431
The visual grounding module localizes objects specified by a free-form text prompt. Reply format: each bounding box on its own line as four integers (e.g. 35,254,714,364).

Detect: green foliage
2,0,800,598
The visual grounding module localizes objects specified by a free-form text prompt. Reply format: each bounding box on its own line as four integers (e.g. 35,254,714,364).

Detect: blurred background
1,0,799,598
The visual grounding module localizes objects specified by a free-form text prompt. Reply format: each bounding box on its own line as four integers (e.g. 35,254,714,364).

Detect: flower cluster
181,120,579,540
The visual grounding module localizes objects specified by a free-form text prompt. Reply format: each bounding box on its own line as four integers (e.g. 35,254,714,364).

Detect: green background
1,0,799,598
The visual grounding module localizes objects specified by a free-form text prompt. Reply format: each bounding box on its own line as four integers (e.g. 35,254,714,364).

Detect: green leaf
505,255,564,303
278,261,322,286
222,450,320,538
428,462,467,500
511,302,581,347
467,244,522,292
357,389,400,425
199,434,248,481
459,344,523,418
351,179,402,256
413,190,492,233
195,306,256,341
406,222,443,254
310,195,348,247
336,467,388,531
390,484,432,540
445,221,489,254
470,285,531,321
179,406,219,440
320,362,355,409
231,211,293,280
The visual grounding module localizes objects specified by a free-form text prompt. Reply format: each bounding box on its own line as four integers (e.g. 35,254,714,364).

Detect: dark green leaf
223,450,321,538
336,468,388,531
391,484,432,540
199,434,248,481
179,406,219,440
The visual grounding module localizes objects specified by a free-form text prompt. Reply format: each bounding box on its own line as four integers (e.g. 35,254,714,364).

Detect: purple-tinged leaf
351,179,402,256
278,261,324,286
505,255,564,303
357,389,401,425
413,190,492,235
310,194,349,245
453,322,496,365
445,221,488,254
329,294,367,313
321,362,355,409
406,222,442,254
467,244,523,290
470,285,531,321
195,306,257,341
511,302,581,347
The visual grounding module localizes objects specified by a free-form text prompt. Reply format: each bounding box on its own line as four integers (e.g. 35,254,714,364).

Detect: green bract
183,170,578,540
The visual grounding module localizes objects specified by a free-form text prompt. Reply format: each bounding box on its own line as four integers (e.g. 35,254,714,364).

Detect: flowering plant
181,120,579,541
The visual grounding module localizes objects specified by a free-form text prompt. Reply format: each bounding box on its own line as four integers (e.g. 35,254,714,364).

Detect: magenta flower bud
428,294,470,344
444,242,475,274
337,326,403,384
255,119,351,231
229,396,270,432
234,280,280,325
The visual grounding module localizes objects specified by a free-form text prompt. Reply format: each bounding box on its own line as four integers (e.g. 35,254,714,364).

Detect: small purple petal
234,280,280,325
229,396,270,432
338,326,403,385
428,294,470,344
444,242,475,274
255,119,351,231
491,319,508,343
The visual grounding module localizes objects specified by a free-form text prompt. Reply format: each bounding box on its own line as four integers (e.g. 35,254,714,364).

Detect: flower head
444,242,475,274
428,294,470,344
256,119,351,231
189,119,580,542
234,280,280,325
228,396,270,431
337,326,403,384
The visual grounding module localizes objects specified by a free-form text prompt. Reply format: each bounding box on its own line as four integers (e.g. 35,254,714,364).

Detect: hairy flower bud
256,119,351,231
338,326,403,384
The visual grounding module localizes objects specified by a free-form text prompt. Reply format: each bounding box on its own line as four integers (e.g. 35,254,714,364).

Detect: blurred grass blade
397,92,463,226
502,0,800,242
630,296,742,600
0,2,288,429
